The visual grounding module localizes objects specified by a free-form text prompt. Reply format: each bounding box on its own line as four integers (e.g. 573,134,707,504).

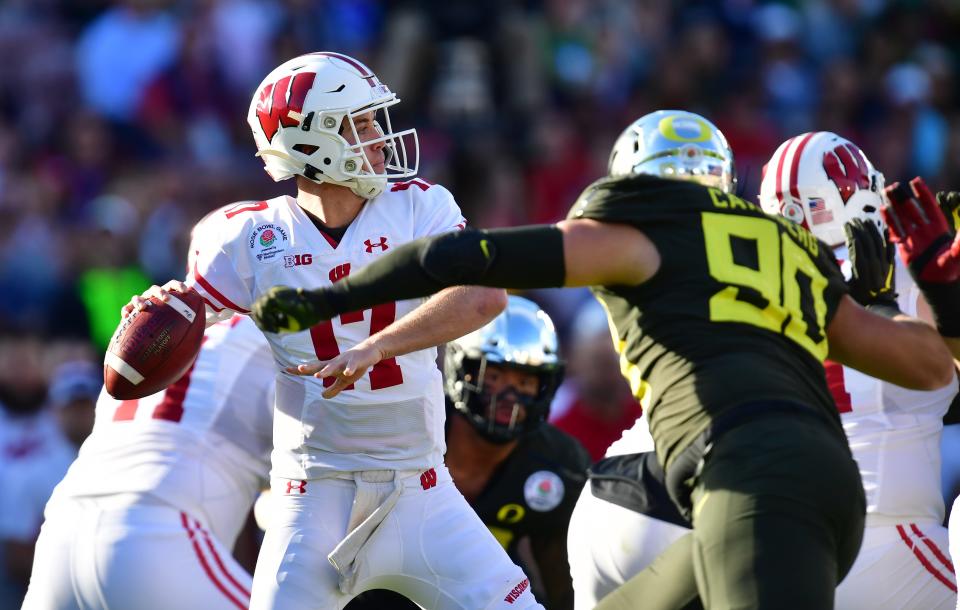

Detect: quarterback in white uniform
137,52,540,609
22,313,275,610
569,132,959,609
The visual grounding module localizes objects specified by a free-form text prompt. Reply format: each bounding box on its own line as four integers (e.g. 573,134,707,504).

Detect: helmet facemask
444,296,565,444
448,353,563,444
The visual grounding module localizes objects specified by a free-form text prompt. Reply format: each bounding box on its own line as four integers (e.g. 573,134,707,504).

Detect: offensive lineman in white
22,300,275,608
570,131,959,609
764,132,957,609
131,53,542,609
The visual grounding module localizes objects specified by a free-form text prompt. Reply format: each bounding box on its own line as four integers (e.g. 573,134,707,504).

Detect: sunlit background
0,0,958,605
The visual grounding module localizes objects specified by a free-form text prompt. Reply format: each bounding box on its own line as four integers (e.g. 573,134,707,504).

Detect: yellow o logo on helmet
658,115,712,143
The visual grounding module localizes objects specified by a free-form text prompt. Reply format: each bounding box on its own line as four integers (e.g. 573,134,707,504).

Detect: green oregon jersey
568,174,849,470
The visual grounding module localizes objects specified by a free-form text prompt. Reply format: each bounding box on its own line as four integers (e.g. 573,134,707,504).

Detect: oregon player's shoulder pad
589,452,691,528
568,174,721,227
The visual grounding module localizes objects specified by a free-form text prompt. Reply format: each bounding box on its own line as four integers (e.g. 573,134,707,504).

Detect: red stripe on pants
896,524,957,592
180,512,248,608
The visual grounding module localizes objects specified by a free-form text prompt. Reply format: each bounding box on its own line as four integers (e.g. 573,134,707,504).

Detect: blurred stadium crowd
0,0,959,605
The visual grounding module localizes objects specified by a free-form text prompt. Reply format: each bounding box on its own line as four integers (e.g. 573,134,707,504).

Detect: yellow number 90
702,213,829,361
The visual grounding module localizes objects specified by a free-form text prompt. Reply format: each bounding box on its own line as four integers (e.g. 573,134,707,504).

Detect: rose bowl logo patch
523,470,564,512
249,223,289,262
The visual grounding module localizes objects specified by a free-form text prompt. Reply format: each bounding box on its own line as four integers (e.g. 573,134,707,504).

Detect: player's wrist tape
325,226,567,315
915,279,960,337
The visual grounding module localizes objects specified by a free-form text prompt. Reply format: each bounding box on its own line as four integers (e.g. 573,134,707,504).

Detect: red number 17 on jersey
310,264,404,391
309,303,403,391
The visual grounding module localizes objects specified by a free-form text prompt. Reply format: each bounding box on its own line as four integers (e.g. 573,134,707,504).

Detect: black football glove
936,190,960,235
251,286,335,333
882,177,960,336
843,218,899,316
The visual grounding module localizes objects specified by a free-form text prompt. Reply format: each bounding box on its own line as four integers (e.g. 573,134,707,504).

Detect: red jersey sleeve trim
192,262,250,314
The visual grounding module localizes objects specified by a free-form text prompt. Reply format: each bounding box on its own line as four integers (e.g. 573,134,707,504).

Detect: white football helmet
247,52,419,199
759,132,885,247
608,110,736,193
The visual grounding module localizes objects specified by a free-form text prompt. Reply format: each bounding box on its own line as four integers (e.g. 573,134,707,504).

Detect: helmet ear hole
292,144,319,155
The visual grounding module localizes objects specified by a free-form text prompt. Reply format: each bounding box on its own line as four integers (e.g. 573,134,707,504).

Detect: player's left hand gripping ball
252,286,332,333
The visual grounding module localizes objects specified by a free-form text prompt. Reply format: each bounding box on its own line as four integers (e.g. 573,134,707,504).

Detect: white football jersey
830,249,958,524
186,179,466,478
52,316,274,547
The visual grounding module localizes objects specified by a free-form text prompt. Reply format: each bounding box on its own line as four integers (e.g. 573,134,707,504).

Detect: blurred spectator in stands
75,0,181,123
550,300,641,462
74,193,151,351
0,344,90,603
884,62,948,180
754,3,817,136
47,361,99,449
0,0,958,390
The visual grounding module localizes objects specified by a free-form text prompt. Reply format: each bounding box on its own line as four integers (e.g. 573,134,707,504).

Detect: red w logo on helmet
256,72,316,142
822,143,870,205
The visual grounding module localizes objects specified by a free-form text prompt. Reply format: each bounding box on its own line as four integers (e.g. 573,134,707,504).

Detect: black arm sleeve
321,225,567,316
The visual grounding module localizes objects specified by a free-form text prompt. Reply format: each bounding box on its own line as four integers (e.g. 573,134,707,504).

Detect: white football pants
250,465,542,610
22,494,251,610
837,520,956,609
566,484,688,609
569,482,957,610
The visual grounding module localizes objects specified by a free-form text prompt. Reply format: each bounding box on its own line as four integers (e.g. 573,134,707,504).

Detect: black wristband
441,225,566,290
916,279,960,337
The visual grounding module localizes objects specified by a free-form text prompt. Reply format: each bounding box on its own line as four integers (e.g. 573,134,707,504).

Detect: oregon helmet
608,109,736,193
444,296,564,443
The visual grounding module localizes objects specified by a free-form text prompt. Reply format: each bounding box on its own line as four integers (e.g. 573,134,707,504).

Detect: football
104,289,206,400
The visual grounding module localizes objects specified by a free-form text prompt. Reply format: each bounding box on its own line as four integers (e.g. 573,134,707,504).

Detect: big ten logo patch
283,253,313,268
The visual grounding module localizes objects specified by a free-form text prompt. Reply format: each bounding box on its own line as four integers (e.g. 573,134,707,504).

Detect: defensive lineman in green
253,110,957,609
